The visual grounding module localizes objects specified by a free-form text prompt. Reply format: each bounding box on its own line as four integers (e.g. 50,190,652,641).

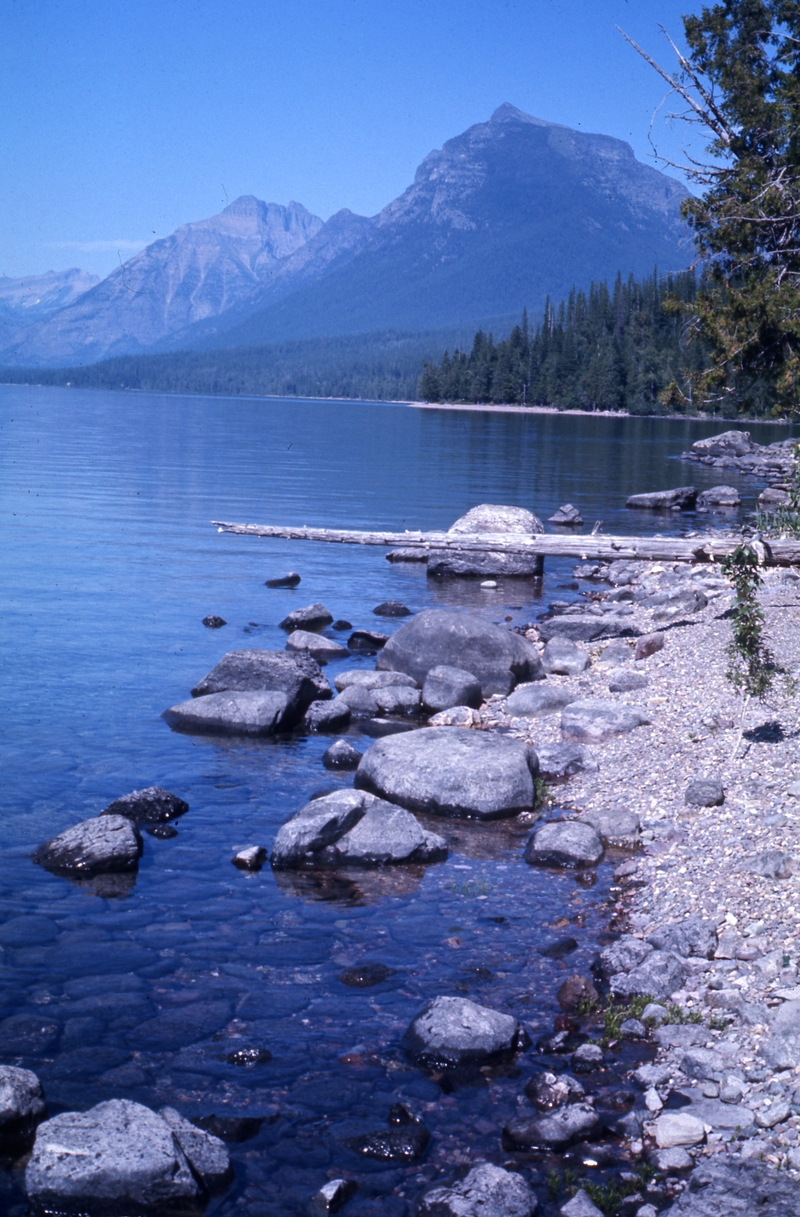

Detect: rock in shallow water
191,647,330,705
403,995,528,1067
342,1104,430,1163
626,486,697,510
33,815,142,877
0,1066,46,1148
303,696,351,732
286,630,349,662
163,690,292,736
504,1102,600,1150
202,614,226,628
322,739,363,770
280,601,333,630
373,600,411,617
417,1161,538,1217
337,963,394,987
525,821,603,868
422,664,482,712
101,786,188,825
265,571,301,587
610,950,686,1000
158,1105,232,1192
428,503,545,578
561,699,651,743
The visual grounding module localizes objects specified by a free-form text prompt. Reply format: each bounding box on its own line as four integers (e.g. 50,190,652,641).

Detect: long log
211,521,800,567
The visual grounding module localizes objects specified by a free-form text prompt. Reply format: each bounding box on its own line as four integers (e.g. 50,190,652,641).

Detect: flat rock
422,665,482,712
334,670,417,692
763,1000,800,1068
535,742,598,781
101,786,188,825
577,808,640,848
697,485,741,509
159,1106,232,1190
376,608,543,696
33,815,142,877
607,670,648,693
666,1160,799,1215
506,683,579,718
163,689,291,735
525,821,603,868
265,571,300,587
548,503,583,526
504,1103,600,1151
561,699,651,743
610,951,686,1000
386,547,428,563
404,995,527,1067
303,696,351,732
280,601,333,630
648,918,717,960
191,648,330,706
685,778,724,807
286,630,349,662
655,1024,707,1048
355,727,538,820
0,1066,46,1147
648,1146,693,1173
655,1111,705,1148
322,739,363,770
428,503,545,577
542,637,590,675
373,600,411,617
626,486,697,510
418,1161,538,1217
539,615,624,643
687,1098,755,1132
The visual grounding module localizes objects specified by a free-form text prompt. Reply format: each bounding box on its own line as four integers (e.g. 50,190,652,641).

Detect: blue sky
1,0,705,279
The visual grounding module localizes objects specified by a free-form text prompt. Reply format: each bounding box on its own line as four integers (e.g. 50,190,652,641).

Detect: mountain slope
0,269,99,348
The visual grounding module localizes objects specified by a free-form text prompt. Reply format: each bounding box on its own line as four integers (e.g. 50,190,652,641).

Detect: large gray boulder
599,935,653,978
33,816,142,877
302,697,351,732
372,686,422,716
697,485,741,510
376,608,543,696
417,1162,538,1217
0,1066,45,1147
101,786,188,825
626,487,698,510
355,727,538,819
525,822,604,868
539,615,626,643
665,1160,798,1216
25,1099,205,1213
163,690,291,736
688,430,753,459
334,670,417,691
285,630,349,662
191,648,330,705
422,665,482,712
427,503,545,577
561,700,651,743
271,790,366,866
506,683,579,719
404,996,528,1067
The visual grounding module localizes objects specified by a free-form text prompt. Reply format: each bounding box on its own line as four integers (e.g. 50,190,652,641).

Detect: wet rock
33,815,142,877
225,1046,272,1066
286,630,349,662
549,504,583,526
634,633,664,661
163,690,292,735
101,786,189,825
666,1159,799,1215
303,697,352,732
280,602,333,630
271,790,367,866
335,670,418,692
355,727,538,820
343,1105,430,1163
191,1114,265,1142
536,743,598,781
506,683,579,718
0,915,58,946
577,808,640,848
386,547,428,563
202,614,226,628
557,975,599,1011
539,615,623,643
685,778,724,807
538,936,579,959
159,1106,232,1191
337,963,395,988
655,1111,705,1148
428,705,482,727
337,684,379,716
348,629,389,651
322,739,363,770
561,700,651,743
25,1099,204,1213
417,1161,538,1217
371,686,422,716
599,935,654,978
607,670,648,693
620,1018,646,1039
610,951,686,1001
311,1178,359,1215
403,995,528,1067
648,918,717,960
265,571,301,587
373,600,411,617
572,1043,603,1073
525,1071,585,1111
232,846,267,871
428,503,545,578
626,487,697,510
561,1190,603,1217
192,648,331,705
525,821,604,868
542,637,590,676
697,485,741,510
763,1000,800,1068
0,1066,46,1148
504,1102,600,1150
422,665,482,712
332,620,353,632
759,486,791,508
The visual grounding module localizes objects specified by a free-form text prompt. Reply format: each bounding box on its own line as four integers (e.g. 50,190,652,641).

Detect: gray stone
572,1042,603,1071
648,1146,693,1173
348,629,389,651
428,705,482,727
578,808,640,848
689,1098,755,1132
286,630,349,662
0,1066,45,1146
620,1018,647,1038
561,699,651,743
371,686,422,716
634,632,665,661
689,430,753,459
742,849,794,879
648,918,718,960
303,696,352,732
525,821,603,868
428,503,545,577
759,486,791,507
337,684,379,716
525,1071,585,1111
610,951,686,1000
317,802,448,868
373,600,411,617
376,608,544,696
666,1160,799,1215
25,1099,202,1213
635,1062,672,1088
311,1178,359,1215
270,790,367,867
163,689,292,735
548,504,583,527
322,739,363,770
608,670,649,693
504,1103,600,1151
422,665,482,712
719,1078,745,1104
355,727,538,820
535,743,598,781
335,669,417,692
597,639,634,667
644,587,709,616
386,547,428,563
655,1111,705,1148
763,1001,800,1068
232,845,266,871
697,485,741,510
560,1190,603,1217
756,1101,791,1129
655,1024,707,1048
191,647,330,706
685,778,725,807
542,637,590,675
280,602,333,630
159,1106,231,1190
626,486,698,510
539,615,625,643
506,683,579,718
680,1048,727,1082
404,996,527,1067
101,786,188,825
417,1161,538,1217
599,935,654,977
33,815,142,877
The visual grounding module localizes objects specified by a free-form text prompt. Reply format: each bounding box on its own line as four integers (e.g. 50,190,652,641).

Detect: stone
332,619,352,631
376,608,544,696
665,1160,800,1216
337,684,379,716
599,935,654,977
303,697,352,732
422,665,482,712
280,602,333,630
557,975,599,1011
386,547,428,563
342,1105,430,1163
561,699,651,743
334,670,417,692
539,615,624,643
158,1106,232,1191
689,1099,755,1132
535,743,598,781
525,1071,585,1110
645,587,709,617
348,629,389,651
33,815,142,877
428,706,482,727
597,639,634,666
572,1042,604,1072
311,1178,359,1215
286,630,349,662
506,683,579,718
525,821,603,868
373,600,411,617
232,846,267,871
371,686,422,716
561,1190,603,1217
680,1047,727,1082
542,636,590,675
620,1018,647,1039
538,936,579,959
635,633,664,661
403,996,528,1067
25,1099,203,1213
655,1112,705,1148
355,727,538,820
645,1087,663,1112
338,963,394,987
610,951,686,1000
685,778,725,807
689,430,753,459
648,918,718,960
577,808,640,848
265,571,301,587
428,503,545,578
202,614,226,628
322,739,363,770
163,690,291,735
696,485,741,510
504,1103,600,1151
655,1025,706,1048
608,670,649,693
648,1146,693,1173
759,486,790,507
270,790,367,867
101,786,188,825
0,1066,46,1147
757,1100,792,1128
417,1161,538,1217
191,648,330,706
742,849,794,879
626,487,698,510
719,1079,745,1104
548,504,584,526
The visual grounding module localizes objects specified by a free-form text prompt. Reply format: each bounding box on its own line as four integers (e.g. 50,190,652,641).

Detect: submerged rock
33,816,142,877
163,690,292,736
373,600,411,617
417,1161,538,1217
428,503,545,577
101,786,188,825
158,1105,232,1191
504,1103,600,1150
202,615,226,628
338,963,395,988
342,1104,430,1163
525,1071,585,1111
404,996,528,1067
525,821,603,868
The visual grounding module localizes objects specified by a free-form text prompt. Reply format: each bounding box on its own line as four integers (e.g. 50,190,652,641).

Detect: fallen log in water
211,521,800,567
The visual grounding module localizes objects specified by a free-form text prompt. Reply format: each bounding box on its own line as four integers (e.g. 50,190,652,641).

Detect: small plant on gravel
719,543,780,761
665,1003,703,1025
583,1176,642,1214
599,994,652,1045
708,1015,731,1031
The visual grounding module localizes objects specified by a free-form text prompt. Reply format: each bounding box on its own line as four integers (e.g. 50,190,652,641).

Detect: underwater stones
342,1105,430,1163
404,996,528,1068
525,821,604,868
163,690,292,736
33,816,142,877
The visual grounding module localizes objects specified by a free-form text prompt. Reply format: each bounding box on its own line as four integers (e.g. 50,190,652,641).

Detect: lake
0,384,795,1215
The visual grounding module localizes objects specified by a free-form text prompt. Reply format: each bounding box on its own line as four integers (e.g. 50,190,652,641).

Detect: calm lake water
0,385,796,1215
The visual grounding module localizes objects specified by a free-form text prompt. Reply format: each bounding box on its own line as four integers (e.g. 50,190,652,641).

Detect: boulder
635,633,664,661
689,430,753,459
607,670,648,693
163,690,291,735
666,1160,799,1216
535,743,598,781
265,571,301,587
191,648,330,706
647,587,709,617
539,615,624,643
271,790,366,867
202,615,226,628
428,503,544,578
101,786,188,825
337,684,379,716
0,1066,45,1147
648,918,717,960
33,816,142,877
286,630,349,662
759,486,791,508
25,1099,205,1213
626,487,698,510
525,1071,585,1110
371,686,422,716
577,808,640,848
303,697,351,732
335,670,417,692
697,485,741,510
404,996,528,1067
561,700,651,743
548,504,583,526
158,1106,232,1191
376,608,543,696
655,1112,705,1148
322,739,363,771
525,821,603,868
355,727,538,820
417,1162,538,1217
685,778,724,807
504,1103,600,1151
373,600,411,617
428,706,482,727
561,1191,603,1217
422,665,482,712
599,936,654,978
348,629,389,651
542,637,590,675
280,602,333,630
610,951,686,1000
506,683,579,719
763,1000,800,1068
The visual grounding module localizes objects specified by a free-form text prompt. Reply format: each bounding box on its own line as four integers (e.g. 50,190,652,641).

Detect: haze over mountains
2,105,691,369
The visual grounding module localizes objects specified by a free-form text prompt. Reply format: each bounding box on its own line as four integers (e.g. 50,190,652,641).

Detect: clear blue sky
1,0,704,279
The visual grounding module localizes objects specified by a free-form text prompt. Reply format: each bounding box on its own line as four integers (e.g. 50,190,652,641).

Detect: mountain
3,198,322,366
0,269,99,348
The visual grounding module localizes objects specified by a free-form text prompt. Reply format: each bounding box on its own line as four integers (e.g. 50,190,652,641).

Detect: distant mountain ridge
0,269,100,348
2,105,691,368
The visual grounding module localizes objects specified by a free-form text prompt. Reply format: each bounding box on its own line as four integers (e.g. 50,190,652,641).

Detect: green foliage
719,543,777,699
665,1003,703,1025
599,994,653,1045
583,1177,642,1214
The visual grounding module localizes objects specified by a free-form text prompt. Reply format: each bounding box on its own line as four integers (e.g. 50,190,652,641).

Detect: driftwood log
212,521,800,567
